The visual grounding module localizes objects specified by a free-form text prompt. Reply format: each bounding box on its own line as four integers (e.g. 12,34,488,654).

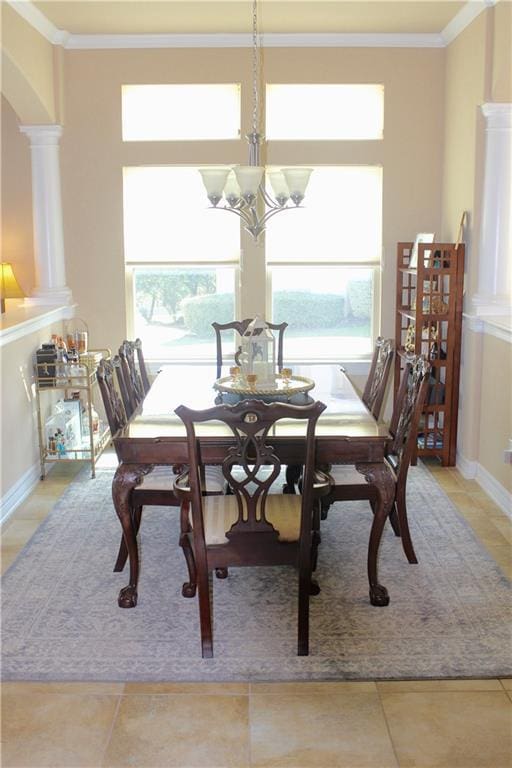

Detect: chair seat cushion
197,494,302,545
141,464,225,494
327,465,369,487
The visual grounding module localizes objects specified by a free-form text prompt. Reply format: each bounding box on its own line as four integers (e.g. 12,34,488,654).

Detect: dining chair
212,319,288,379
96,358,226,575
174,398,331,658
117,340,145,418
361,337,394,420
322,354,431,581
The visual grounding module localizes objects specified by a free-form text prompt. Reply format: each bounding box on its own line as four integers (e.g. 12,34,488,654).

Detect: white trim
0,304,76,348
463,313,512,344
481,102,512,130
457,452,512,518
0,460,41,524
63,32,445,50
6,0,67,45
441,0,496,46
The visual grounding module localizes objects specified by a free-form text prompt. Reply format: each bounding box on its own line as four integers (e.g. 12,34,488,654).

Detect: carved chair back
212,319,288,379
133,338,151,395
362,337,394,420
118,340,145,417
96,358,128,457
388,355,431,482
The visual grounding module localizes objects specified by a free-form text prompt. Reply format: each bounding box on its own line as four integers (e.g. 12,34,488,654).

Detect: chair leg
113,505,143,572
197,569,213,658
298,569,310,656
395,487,418,564
388,502,401,537
179,502,197,597
367,496,390,607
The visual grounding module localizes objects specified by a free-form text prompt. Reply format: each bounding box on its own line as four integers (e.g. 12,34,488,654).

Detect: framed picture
409,232,435,269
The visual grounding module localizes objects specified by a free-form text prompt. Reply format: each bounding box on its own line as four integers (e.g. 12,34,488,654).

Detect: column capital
480,103,512,130
19,124,63,145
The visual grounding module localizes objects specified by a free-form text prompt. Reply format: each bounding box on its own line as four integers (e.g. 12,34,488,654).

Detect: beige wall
479,334,512,493
61,45,445,353
1,96,35,295
442,8,512,493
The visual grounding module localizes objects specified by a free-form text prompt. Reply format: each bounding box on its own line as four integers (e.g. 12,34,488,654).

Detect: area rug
1,463,511,682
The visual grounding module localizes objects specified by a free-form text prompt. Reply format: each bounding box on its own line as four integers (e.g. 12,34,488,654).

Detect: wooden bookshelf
395,242,465,466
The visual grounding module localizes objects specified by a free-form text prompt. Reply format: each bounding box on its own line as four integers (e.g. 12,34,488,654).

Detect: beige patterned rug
1,462,511,681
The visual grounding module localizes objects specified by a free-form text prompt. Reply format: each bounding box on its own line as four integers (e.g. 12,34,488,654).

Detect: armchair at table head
173,397,331,658
212,319,288,380
323,354,431,599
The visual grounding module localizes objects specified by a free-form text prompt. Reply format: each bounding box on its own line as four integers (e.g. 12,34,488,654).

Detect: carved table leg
112,462,154,608
355,462,395,607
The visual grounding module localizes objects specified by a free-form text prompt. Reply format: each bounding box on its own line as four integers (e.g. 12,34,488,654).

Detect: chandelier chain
251,0,259,136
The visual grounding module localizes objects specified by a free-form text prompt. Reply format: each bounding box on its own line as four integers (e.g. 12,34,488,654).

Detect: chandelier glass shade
199,0,312,241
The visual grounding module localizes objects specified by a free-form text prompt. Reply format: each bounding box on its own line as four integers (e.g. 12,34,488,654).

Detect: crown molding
441,0,496,46
62,32,445,50
7,0,491,51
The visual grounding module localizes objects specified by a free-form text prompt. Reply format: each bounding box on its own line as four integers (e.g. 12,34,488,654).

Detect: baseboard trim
457,452,512,518
0,461,41,524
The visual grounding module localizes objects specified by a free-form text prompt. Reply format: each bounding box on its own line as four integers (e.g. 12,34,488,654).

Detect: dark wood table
113,364,394,607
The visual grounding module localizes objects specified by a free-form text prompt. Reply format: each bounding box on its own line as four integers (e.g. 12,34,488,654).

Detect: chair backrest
175,398,325,544
388,355,431,479
96,358,128,451
133,338,151,395
118,340,145,417
212,319,288,379
362,337,394,420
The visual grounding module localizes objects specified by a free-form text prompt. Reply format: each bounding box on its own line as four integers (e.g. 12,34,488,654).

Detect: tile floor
1,455,511,767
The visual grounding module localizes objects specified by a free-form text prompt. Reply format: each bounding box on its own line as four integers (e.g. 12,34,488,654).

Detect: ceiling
32,1,468,36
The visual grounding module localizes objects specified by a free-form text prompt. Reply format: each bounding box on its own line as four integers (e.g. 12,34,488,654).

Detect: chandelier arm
212,204,255,229
258,184,282,210
257,205,300,228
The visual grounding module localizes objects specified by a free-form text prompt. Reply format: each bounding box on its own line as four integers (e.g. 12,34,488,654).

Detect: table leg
284,464,301,494
112,462,154,608
355,462,395,606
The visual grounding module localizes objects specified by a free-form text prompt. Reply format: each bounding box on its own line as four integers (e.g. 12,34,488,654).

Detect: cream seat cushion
196,494,303,545
141,464,225,494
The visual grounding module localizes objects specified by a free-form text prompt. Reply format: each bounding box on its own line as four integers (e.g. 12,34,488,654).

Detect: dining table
112,363,395,609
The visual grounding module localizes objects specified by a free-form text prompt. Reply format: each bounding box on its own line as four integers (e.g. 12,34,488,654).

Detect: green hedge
181,293,235,337
346,279,372,320
273,291,344,329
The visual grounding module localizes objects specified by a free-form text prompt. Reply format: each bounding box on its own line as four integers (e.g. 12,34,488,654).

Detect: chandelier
199,0,312,241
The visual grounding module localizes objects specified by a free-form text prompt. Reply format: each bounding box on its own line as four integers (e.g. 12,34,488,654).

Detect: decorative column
19,124,72,305
473,103,512,316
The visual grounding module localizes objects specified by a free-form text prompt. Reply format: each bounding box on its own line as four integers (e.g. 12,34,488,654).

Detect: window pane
132,266,235,360
271,266,374,361
122,84,241,141
266,85,384,140
266,166,382,263
123,167,240,263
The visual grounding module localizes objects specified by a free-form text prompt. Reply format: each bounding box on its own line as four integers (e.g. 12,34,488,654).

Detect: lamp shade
0,262,25,312
268,171,290,204
234,166,264,198
282,168,313,199
198,168,230,204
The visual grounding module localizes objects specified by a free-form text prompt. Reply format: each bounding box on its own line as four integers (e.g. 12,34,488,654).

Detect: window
122,84,241,141
123,167,239,360
266,84,384,140
267,166,382,360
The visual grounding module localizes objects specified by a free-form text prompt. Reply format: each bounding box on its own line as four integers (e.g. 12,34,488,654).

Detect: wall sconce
0,262,25,313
